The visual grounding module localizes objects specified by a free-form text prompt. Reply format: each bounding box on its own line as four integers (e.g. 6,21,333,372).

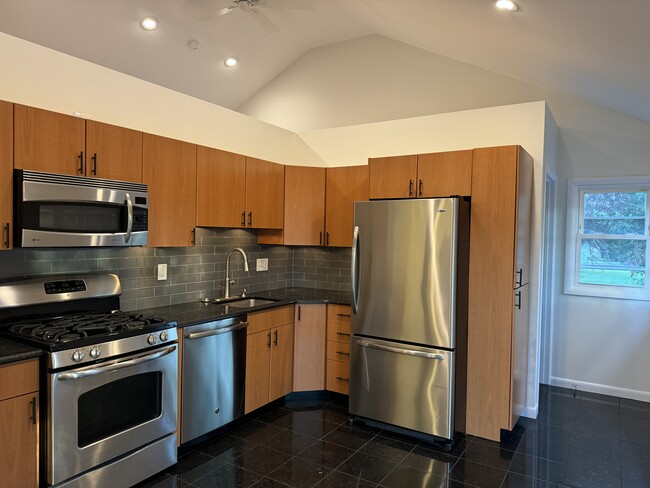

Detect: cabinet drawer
248,305,294,335
327,340,350,363
0,359,39,401
327,322,351,343
327,304,351,328
326,360,350,395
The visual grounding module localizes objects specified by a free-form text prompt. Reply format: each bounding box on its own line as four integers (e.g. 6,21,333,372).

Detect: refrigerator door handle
356,339,445,360
351,225,360,314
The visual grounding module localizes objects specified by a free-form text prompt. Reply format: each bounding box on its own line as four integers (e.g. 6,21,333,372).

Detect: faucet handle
242,288,247,297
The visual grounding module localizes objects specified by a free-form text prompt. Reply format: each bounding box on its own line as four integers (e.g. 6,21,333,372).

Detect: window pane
583,191,647,235
579,238,646,287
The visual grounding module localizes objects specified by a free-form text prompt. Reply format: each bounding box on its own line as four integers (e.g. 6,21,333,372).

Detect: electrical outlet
256,258,269,272
157,263,168,281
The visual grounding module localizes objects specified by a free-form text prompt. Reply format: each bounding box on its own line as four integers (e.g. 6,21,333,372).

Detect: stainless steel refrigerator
350,197,469,441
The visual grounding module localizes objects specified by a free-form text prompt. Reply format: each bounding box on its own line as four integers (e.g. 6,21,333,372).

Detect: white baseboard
550,376,650,403
521,405,538,419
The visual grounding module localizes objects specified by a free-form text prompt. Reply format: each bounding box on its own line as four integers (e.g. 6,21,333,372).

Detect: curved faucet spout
225,248,249,298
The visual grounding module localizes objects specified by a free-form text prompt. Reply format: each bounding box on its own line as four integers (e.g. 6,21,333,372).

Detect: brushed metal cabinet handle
3,223,9,249
78,151,84,174
91,153,97,175
336,376,349,382
267,331,271,348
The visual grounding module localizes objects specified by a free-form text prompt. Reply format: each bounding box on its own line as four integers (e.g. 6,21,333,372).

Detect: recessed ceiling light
495,0,518,11
140,17,159,31
224,56,239,68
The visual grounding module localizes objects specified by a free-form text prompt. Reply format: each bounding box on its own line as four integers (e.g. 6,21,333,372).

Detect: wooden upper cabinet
14,104,85,175
259,166,325,245
417,150,472,198
369,150,472,200
14,105,143,182
245,157,284,229
85,120,142,182
368,155,417,199
142,134,197,247
0,101,13,250
196,146,246,228
325,165,369,247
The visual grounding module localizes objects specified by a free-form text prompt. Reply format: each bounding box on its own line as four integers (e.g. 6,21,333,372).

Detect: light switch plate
256,258,269,272
157,263,168,281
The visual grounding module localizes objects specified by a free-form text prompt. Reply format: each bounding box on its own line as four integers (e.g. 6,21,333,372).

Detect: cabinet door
325,165,369,247
245,329,272,414
0,394,38,487
293,304,326,392
283,166,326,245
0,101,12,249
142,134,197,247
466,145,520,441
196,146,246,228
14,105,85,175
416,150,472,198
85,120,143,182
511,284,529,429
368,155,417,199
245,157,284,229
269,323,294,401
326,360,350,395
514,148,534,288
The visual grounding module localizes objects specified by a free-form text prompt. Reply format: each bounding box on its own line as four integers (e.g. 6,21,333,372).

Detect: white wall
0,32,321,166
242,35,650,403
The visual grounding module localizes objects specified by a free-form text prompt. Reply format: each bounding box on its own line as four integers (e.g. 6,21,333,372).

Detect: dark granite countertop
137,287,351,328
0,338,42,366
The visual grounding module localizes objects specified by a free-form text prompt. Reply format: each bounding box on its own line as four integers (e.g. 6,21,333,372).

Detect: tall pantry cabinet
0,101,12,249
466,145,533,441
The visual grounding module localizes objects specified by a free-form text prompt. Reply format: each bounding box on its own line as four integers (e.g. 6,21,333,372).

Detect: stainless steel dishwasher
181,315,248,444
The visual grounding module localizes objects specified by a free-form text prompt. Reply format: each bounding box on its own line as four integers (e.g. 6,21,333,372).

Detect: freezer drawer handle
56,345,177,380
186,320,249,340
356,339,445,360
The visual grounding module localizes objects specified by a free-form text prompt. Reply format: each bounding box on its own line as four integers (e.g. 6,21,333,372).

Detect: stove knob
89,347,101,359
72,350,84,363
159,331,169,342
147,334,157,345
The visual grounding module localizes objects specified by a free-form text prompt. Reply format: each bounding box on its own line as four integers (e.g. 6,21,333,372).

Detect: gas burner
6,311,168,346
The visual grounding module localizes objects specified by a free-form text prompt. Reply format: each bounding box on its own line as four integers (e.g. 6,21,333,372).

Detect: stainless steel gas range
0,274,178,488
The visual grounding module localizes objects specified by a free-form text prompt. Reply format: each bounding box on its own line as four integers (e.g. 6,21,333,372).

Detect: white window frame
565,176,650,301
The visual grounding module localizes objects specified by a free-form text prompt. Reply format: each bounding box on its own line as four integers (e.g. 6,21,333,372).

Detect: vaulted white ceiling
0,0,648,123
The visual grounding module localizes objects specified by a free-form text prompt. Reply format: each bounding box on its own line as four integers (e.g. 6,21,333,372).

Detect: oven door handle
124,193,133,244
56,345,176,381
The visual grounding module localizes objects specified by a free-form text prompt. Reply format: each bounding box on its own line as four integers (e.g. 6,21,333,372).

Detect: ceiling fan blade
247,8,280,33
198,5,236,21
264,0,315,9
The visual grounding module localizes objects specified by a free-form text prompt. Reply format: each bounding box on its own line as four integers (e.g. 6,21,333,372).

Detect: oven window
78,372,162,448
23,202,125,233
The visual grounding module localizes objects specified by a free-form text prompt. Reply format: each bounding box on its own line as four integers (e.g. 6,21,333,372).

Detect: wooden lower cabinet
245,306,294,413
325,304,351,395
293,304,326,392
0,359,39,488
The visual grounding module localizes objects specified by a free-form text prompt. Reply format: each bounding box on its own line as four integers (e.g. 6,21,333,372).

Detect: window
565,177,650,300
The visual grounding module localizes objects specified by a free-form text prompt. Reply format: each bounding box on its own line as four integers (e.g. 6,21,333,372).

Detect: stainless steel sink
225,298,279,309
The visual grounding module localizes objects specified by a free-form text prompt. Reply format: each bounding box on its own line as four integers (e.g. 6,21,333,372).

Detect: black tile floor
136,385,650,488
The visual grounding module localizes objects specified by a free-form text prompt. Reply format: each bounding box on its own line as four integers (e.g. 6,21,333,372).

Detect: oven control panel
52,327,179,370
44,279,87,294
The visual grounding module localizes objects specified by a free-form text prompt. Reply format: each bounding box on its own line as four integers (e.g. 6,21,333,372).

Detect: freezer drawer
350,336,455,440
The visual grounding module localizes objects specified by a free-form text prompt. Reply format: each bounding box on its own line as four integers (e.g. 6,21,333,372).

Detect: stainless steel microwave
14,170,148,247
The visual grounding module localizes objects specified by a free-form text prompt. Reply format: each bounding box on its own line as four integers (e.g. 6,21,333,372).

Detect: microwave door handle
56,345,176,381
124,193,133,243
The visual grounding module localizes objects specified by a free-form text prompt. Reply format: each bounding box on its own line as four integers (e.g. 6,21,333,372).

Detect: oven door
48,344,177,485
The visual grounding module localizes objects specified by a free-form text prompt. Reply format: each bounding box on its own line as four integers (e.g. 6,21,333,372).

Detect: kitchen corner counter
136,287,352,328
0,338,42,365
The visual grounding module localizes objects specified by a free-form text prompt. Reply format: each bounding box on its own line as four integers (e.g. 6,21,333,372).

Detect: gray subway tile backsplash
0,229,352,311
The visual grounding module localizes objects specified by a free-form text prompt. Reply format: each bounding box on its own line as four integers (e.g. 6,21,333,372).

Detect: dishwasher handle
186,320,249,340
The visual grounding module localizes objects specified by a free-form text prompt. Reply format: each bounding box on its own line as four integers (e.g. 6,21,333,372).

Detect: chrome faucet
224,248,249,298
